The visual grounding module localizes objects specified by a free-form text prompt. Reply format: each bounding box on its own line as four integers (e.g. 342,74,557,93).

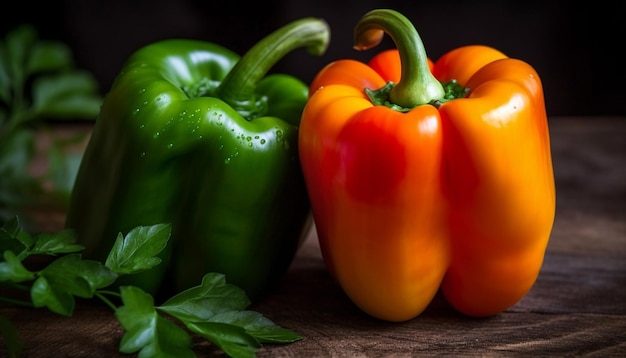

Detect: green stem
95,290,121,311
0,282,34,307
354,9,444,108
0,296,34,307
217,17,330,119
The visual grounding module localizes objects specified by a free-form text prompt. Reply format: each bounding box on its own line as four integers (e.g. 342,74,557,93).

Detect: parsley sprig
0,24,103,229
0,217,302,357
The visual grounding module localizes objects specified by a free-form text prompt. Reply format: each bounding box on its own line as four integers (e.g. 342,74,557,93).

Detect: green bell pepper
65,18,329,300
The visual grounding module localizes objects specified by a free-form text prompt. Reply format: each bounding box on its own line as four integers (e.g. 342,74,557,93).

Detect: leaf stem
95,290,121,311
0,296,34,308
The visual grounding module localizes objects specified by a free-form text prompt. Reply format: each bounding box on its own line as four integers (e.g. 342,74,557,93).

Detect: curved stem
354,9,444,108
95,290,120,311
0,296,34,307
217,18,330,119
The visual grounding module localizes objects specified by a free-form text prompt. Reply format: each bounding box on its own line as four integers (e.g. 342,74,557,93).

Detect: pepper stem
217,18,330,120
354,9,444,108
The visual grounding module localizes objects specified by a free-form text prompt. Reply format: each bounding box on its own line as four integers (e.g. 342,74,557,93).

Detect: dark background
2,0,624,117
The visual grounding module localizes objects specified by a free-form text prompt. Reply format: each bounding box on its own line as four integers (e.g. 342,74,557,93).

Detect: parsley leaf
158,272,251,320
188,322,259,358
1,219,304,357
0,24,102,228
0,216,33,259
31,230,84,255
105,223,171,274
31,254,117,315
0,250,35,282
158,273,302,356
116,285,195,357
0,315,23,357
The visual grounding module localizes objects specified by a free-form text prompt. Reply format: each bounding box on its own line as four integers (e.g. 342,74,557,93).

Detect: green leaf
158,273,250,322
0,128,35,176
45,145,84,196
31,230,83,255
0,238,27,260
0,314,24,357
0,42,12,106
0,217,32,258
116,286,194,358
158,273,302,355
30,274,75,316
5,24,37,87
0,217,22,237
187,321,259,358
31,71,102,119
29,254,117,316
0,130,39,218
31,254,115,316
210,310,302,344
0,23,103,222
39,254,117,294
0,109,6,127
25,40,73,76
0,250,35,282
105,223,171,275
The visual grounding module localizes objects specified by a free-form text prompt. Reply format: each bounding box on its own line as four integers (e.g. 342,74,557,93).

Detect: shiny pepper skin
298,9,555,322
66,18,330,301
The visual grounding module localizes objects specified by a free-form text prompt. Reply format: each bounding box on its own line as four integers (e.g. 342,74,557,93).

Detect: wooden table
1,116,625,357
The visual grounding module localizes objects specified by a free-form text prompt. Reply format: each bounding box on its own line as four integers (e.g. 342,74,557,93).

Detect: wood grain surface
1,116,625,357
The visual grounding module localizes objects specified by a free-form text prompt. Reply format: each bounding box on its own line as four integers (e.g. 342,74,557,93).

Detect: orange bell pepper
298,9,555,322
